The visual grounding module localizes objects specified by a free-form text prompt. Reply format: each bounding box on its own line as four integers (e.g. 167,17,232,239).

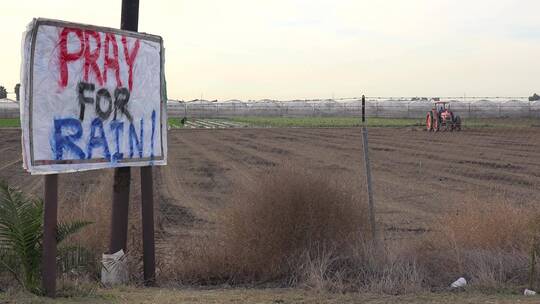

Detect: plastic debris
101,249,128,285
524,289,537,296
450,277,467,288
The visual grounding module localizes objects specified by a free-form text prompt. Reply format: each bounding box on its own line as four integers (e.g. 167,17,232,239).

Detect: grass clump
417,200,537,290
167,168,425,293
169,168,371,284
165,174,540,294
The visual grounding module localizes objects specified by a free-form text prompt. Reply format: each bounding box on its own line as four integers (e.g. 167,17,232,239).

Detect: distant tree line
0,84,21,100
0,86,7,99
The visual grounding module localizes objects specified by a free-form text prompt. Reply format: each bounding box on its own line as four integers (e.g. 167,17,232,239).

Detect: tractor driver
437,103,445,113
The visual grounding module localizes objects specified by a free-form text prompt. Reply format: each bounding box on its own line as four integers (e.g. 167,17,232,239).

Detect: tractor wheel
454,116,462,131
433,112,440,132
426,112,434,131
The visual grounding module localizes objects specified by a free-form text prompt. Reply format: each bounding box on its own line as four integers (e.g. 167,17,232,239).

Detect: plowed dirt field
1,127,539,239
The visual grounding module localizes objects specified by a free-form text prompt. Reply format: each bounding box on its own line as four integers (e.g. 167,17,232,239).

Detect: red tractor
426,101,461,132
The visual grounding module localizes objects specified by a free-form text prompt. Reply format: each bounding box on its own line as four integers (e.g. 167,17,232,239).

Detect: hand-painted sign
20,19,167,174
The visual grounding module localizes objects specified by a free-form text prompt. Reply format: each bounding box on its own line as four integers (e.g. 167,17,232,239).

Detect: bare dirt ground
1,127,539,241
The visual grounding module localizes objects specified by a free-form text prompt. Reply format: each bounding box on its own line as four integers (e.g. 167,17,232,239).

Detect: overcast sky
1,0,539,100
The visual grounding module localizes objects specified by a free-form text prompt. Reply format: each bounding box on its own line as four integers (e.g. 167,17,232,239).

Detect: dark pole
122,0,156,285
120,0,156,286
42,174,58,297
360,94,377,247
109,167,131,253
141,166,156,285
109,0,139,254
121,0,139,31
361,95,365,123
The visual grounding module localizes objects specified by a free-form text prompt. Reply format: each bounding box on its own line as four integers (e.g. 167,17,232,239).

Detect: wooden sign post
141,166,156,284
109,0,138,269
42,174,58,297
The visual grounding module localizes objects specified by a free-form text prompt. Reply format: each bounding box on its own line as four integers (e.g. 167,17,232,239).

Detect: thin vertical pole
121,0,139,31
362,95,366,123
109,0,139,255
141,166,156,285
42,174,58,297
361,95,377,246
109,167,131,253
121,0,156,285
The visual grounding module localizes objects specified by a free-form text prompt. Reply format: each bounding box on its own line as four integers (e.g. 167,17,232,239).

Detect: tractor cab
433,101,449,113
434,102,452,120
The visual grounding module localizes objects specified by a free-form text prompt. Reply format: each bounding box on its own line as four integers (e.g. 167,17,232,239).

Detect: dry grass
52,169,540,295
58,173,112,259
164,179,540,294
57,170,144,283
436,199,532,251
167,168,371,285
165,168,427,293
417,199,538,289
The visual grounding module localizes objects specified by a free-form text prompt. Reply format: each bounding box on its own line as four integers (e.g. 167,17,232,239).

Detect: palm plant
0,181,92,294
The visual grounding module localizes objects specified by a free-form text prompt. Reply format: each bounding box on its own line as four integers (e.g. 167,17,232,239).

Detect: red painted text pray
58,28,140,91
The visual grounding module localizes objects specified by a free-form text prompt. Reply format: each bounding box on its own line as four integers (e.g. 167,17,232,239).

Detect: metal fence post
361,95,378,247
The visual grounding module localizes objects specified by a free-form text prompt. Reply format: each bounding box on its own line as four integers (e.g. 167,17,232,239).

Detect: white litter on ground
450,277,467,288
101,249,128,286
524,289,537,296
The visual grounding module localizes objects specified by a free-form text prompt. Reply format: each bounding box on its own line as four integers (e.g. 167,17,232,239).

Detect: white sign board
20,19,167,174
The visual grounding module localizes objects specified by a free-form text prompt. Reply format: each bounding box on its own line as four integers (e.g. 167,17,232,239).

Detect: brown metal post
109,0,140,255
109,167,131,253
362,95,365,123
141,166,156,285
42,174,58,297
361,95,378,247
122,0,157,285
121,0,139,31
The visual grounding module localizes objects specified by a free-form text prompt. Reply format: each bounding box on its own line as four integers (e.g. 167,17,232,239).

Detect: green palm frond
56,220,92,244
0,181,93,294
0,182,43,291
